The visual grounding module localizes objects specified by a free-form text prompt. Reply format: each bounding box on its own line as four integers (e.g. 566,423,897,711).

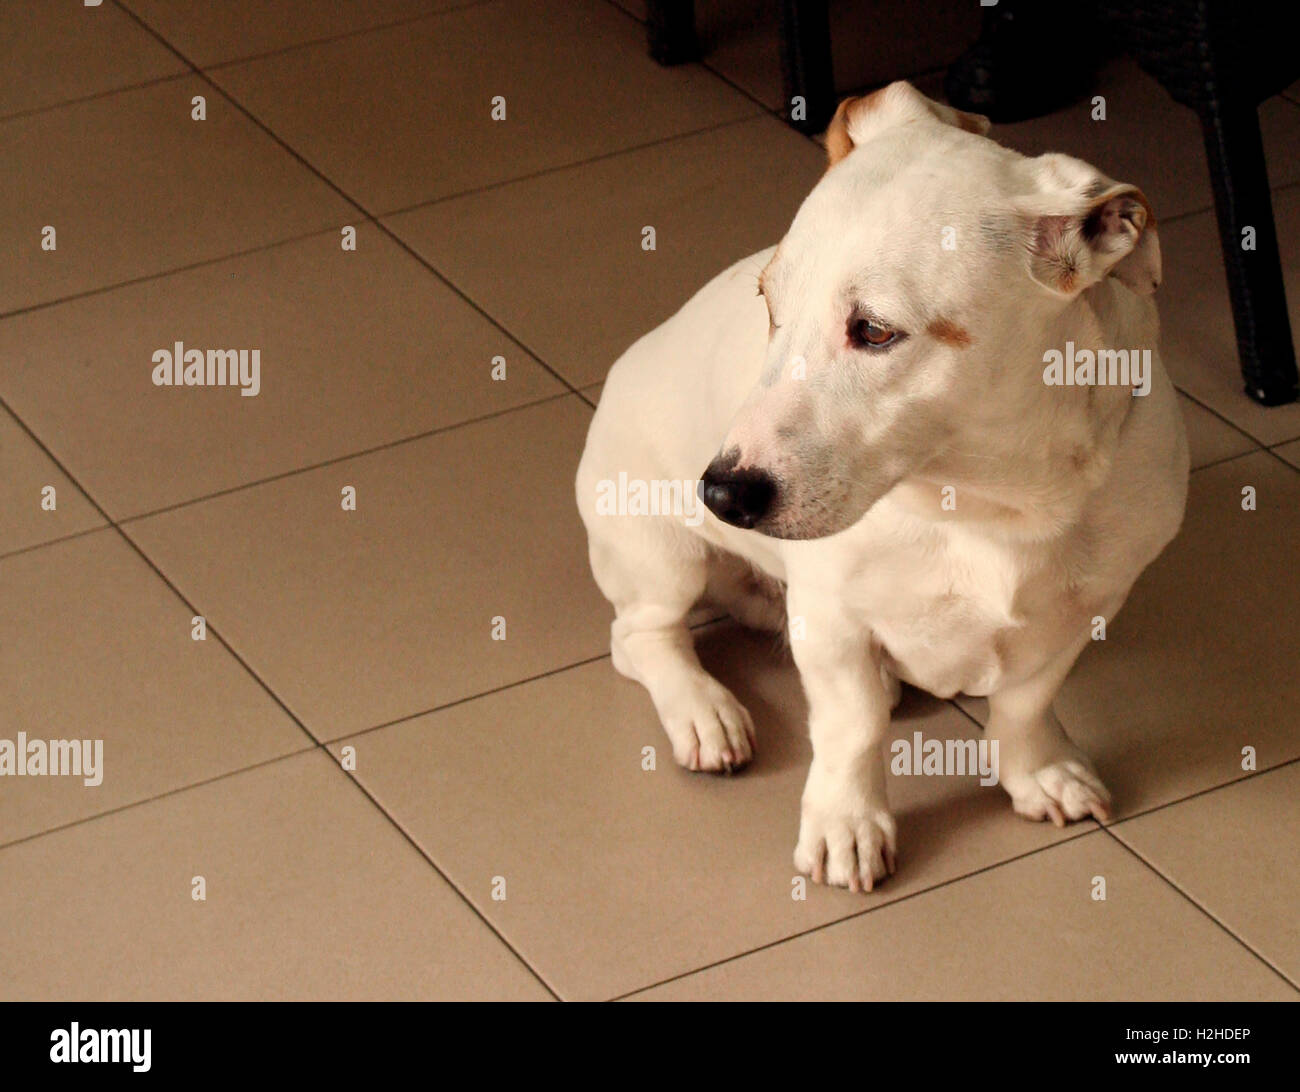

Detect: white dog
576,83,1188,892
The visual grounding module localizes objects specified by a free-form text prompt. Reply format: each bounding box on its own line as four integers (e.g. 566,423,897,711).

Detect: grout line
616,792,1300,1001
0,110,760,327
373,112,764,221
0,389,578,561
599,0,786,124
1170,382,1300,478
607,0,644,22
947,696,986,730
109,0,590,403
1259,443,1300,474
0,737,563,1000
0,746,317,853
944,710,1300,835
196,0,496,74
1101,824,1300,992
0,390,325,753
1190,448,1269,474
0,222,356,323
0,0,497,125
5,386,584,580
332,650,616,745
0,612,735,856
1172,384,1289,471
0,71,191,125
611,824,1105,1000
0,524,109,565
127,524,328,734
315,749,564,1001
2,378,563,997
1100,754,1300,830
328,612,728,746
1175,384,1276,449
113,389,578,525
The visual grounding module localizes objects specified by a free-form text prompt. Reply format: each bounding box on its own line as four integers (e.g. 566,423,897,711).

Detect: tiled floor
1,1,1296,1001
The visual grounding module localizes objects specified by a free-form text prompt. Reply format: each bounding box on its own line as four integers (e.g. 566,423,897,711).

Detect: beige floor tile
701,0,980,112
959,451,1300,818
124,0,465,68
334,623,1090,1000
632,831,1295,1000
209,0,758,215
0,0,187,119
0,406,104,556
1157,187,1300,446
988,60,1300,222
127,396,610,741
0,529,309,845
0,227,564,520
1113,763,1300,982
1179,392,1258,469
0,749,550,999
387,114,824,387
1274,439,1300,468
0,76,355,313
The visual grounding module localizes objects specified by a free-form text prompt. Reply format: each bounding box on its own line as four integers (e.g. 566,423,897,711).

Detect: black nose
698,458,776,529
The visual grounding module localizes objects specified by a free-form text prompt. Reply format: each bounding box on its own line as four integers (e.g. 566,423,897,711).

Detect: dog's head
699,82,1161,539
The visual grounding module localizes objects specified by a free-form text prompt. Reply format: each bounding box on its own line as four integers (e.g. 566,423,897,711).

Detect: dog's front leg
987,638,1112,825
788,594,896,892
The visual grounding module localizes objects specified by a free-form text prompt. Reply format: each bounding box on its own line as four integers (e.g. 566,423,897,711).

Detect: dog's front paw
794,767,896,892
1005,759,1112,826
658,674,755,773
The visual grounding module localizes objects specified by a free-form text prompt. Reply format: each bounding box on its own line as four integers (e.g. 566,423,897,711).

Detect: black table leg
778,0,835,134
647,0,698,65
1200,101,1299,405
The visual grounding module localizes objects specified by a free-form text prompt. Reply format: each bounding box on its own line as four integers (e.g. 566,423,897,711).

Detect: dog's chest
839,522,1041,698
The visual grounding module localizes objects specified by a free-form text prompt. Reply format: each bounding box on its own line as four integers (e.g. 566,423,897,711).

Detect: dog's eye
848,316,899,349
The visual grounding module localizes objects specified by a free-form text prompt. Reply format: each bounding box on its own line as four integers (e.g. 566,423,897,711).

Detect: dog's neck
901,279,1151,541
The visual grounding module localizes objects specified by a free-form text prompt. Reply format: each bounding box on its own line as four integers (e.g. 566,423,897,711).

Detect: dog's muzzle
698,454,777,530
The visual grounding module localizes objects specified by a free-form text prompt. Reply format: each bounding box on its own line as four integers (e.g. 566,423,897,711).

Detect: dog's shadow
694,619,1042,870
693,620,809,778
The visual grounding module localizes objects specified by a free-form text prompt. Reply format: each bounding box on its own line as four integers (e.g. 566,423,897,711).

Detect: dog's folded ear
1020,155,1162,297
824,82,990,166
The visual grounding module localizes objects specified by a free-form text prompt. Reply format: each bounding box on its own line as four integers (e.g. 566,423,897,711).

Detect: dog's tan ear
1022,156,1161,297
824,82,990,167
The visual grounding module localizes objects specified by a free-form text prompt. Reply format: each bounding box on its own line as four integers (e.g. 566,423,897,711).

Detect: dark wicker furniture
643,0,1299,406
